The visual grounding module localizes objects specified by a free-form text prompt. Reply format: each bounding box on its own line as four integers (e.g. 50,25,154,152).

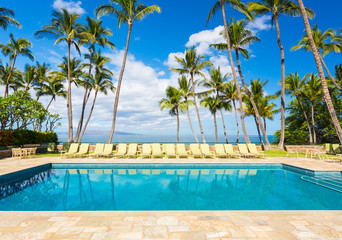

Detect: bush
0,130,58,146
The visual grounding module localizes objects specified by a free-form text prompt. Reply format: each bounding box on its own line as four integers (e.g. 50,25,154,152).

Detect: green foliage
0,130,58,146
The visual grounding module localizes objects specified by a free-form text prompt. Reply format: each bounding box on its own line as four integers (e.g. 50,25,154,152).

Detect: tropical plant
35,62,51,100
15,64,37,91
336,64,342,86
248,0,314,149
201,96,221,143
51,57,84,85
0,63,21,92
96,0,161,144
35,8,82,142
169,47,211,143
36,77,67,111
0,34,34,97
0,5,21,30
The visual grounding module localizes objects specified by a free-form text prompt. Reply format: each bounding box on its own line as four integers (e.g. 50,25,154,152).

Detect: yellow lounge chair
200,144,214,158
99,144,114,158
73,143,90,157
126,144,138,158
190,144,202,158
176,144,188,158
224,144,241,158
114,144,127,158
238,144,256,158
215,144,227,158
89,143,104,158
165,144,177,158
61,143,79,158
141,144,152,158
247,144,264,158
152,143,163,158
332,144,341,154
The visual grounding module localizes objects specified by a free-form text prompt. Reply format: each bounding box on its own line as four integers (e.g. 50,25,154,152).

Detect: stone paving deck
0,156,341,239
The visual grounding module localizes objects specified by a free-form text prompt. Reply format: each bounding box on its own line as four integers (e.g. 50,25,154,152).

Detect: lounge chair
324,143,332,154
238,144,256,158
73,144,90,158
141,144,152,158
176,144,188,158
190,144,203,158
114,144,127,158
332,144,341,154
89,143,104,158
61,143,79,158
200,144,215,158
215,144,227,158
224,144,240,158
247,144,264,158
126,144,138,158
165,144,177,158
152,143,163,158
99,144,114,158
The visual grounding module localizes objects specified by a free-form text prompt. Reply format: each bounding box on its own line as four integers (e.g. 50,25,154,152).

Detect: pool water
0,164,341,211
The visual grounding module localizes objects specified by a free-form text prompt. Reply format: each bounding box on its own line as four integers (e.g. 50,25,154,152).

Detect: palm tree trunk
186,107,199,144
263,117,267,132
46,97,54,111
4,54,17,98
219,109,228,143
235,49,271,149
311,103,316,144
176,108,180,144
214,111,218,144
254,116,264,146
107,22,133,144
79,90,98,142
67,42,73,143
296,95,313,144
190,72,206,143
232,100,240,144
221,1,250,144
320,55,342,94
297,0,342,145
274,15,286,150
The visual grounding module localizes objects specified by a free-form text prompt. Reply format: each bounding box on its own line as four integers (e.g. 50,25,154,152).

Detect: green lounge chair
141,144,152,158
165,144,177,158
176,144,188,158
215,144,227,158
247,144,264,158
61,143,79,158
238,144,256,158
200,144,214,158
332,144,341,154
190,144,203,158
126,144,138,158
152,143,163,158
89,143,104,158
224,144,241,158
73,144,90,157
99,144,114,158
114,144,127,158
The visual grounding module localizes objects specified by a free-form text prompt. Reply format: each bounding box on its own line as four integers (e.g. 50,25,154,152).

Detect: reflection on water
0,168,341,211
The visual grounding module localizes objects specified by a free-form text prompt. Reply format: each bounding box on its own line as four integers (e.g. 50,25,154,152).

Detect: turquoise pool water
0,164,341,211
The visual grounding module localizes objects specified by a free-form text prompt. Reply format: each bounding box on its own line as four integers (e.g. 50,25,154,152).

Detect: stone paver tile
189,220,215,232
308,225,342,238
90,232,108,240
116,231,143,239
179,231,206,240
79,232,94,239
229,216,258,226
156,217,178,226
83,226,108,232
226,225,257,238
249,225,273,232
267,218,296,232
168,225,191,232
205,231,231,239
143,226,168,238
57,226,85,235
0,226,25,232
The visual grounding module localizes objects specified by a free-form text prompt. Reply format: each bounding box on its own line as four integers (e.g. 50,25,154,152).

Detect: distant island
56,130,141,136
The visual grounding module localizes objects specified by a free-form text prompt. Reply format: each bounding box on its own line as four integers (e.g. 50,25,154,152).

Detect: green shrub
0,130,58,146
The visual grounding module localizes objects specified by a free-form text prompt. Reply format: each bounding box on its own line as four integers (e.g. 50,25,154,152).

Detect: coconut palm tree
96,0,161,144
201,96,221,144
177,76,199,144
296,0,342,144
35,62,51,100
0,5,21,30
0,34,34,97
258,97,280,132
75,17,116,142
336,65,342,85
169,47,211,143
51,57,84,86
285,72,313,143
35,9,82,142
15,64,37,91
291,24,342,93
207,0,253,145
248,0,314,149
159,86,186,143
36,77,67,111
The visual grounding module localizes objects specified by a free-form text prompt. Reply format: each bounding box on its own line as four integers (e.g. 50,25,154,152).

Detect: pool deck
0,156,341,240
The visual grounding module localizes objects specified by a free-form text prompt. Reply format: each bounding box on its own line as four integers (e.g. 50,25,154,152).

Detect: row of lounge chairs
61,143,265,159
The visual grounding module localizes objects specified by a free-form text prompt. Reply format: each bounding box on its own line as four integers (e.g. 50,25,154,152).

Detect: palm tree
16,64,37,91
0,34,34,97
169,47,211,143
207,0,253,145
0,63,21,92
35,9,82,142
296,0,342,144
201,96,221,144
35,62,51,100
258,97,280,132
75,17,115,142
336,65,342,85
78,72,115,142
292,24,342,93
159,86,186,143
285,72,313,144
51,57,84,85
177,76,199,144
0,6,21,30
36,77,67,111
248,0,314,149
96,0,161,144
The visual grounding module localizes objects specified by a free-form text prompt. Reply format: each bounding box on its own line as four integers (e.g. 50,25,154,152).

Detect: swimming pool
0,163,341,211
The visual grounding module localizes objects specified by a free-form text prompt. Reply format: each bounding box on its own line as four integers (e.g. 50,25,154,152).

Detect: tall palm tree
51,57,84,85
36,77,67,111
177,76,199,144
296,0,342,144
159,86,186,143
201,96,221,144
285,72,313,143
248,0,314,149
75,17,115,142
78,72,115,142
35,62,51,100
169,47,211,143
0,5,21,30
0,34,34,97
35,9,82,142
207,0,253,145
292,24,342,93
16,64,37,91
96,0,161,144
0,63,21,92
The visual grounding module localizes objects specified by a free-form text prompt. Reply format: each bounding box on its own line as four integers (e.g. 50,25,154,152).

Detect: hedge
0,130,58,146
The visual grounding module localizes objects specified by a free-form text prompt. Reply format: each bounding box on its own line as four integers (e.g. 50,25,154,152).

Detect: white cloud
53,0,85,15
246,16,272,34
164,52,185,68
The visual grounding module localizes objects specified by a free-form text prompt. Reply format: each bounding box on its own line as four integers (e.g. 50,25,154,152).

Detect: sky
0,0,341,140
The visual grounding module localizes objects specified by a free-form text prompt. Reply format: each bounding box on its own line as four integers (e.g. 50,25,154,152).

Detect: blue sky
0,0,341,140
